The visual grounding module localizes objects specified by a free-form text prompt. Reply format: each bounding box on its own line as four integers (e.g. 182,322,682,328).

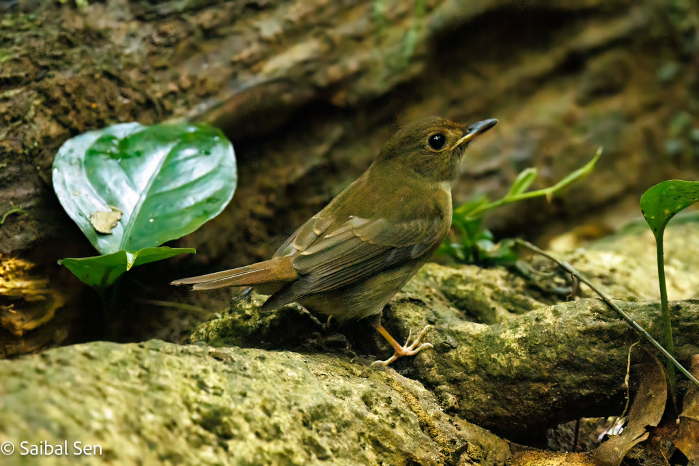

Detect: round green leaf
52,123,236,254
640,180,699,238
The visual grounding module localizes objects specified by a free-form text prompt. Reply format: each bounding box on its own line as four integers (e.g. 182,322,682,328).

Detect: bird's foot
371,325,433,367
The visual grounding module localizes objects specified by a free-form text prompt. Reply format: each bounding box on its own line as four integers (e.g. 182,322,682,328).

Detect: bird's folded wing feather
282,214,445,297
273,214,335,258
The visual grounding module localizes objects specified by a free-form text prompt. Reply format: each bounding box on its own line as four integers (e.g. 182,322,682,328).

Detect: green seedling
641,179,699,393
440,149,602,265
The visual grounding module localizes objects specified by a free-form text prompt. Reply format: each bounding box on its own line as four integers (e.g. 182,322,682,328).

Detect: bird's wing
263,214,445,308
272,214,335,258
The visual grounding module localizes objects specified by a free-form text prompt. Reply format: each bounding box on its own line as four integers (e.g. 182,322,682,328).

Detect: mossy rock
0,340,508,465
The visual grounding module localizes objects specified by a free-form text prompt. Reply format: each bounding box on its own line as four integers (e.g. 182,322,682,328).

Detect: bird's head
375,116,497,183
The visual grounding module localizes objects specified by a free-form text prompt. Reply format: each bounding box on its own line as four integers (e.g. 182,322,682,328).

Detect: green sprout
440,149,602,265
640,179,699,393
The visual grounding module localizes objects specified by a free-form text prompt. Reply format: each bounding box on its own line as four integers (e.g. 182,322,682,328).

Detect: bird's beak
455,118,498,147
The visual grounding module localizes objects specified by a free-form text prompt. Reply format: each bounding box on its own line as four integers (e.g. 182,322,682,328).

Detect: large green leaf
52,122,236,254
641,180,699,238
59,247,195,289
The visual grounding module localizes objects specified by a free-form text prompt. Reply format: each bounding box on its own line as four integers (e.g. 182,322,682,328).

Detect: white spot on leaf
89,207,122,234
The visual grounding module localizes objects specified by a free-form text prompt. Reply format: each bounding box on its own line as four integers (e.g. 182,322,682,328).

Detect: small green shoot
52,122,237,290
440,149,602,265
0,206,27,225
459,148,602,218
640,180,699,390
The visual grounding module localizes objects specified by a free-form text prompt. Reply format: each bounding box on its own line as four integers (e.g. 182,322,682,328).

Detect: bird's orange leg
370,323,433,367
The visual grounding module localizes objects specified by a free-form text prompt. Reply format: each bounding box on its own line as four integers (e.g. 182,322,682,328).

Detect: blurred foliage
665,111,699,159
439,150,602,266
372,0,426,76
656,0,699,56
438,196,518,266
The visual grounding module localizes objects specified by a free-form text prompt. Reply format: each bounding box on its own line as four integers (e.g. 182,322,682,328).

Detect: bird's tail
170,256,297,291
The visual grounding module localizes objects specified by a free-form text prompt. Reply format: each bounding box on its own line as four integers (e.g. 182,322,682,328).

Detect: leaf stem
461,189,548,218
457,149,602,219
516,239,699,388
655,233,677,397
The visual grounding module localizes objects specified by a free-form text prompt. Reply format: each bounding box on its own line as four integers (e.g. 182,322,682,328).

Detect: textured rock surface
0,340,510,465
1,1,698,461
0,220,697,462
2,0,698,355
190,217,699,439
393,296,698,438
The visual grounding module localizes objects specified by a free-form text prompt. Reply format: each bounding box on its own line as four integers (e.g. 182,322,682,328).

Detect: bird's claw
371,325,434,367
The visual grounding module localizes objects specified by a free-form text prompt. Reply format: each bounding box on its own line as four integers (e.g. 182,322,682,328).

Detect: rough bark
1,0,698,354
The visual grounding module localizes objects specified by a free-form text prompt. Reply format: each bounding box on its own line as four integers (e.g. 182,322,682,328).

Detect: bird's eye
428,133,446,150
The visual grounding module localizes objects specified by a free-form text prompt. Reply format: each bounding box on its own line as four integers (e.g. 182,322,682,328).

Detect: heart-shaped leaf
52,122,236,254
59,247,195,289
640,180,699,239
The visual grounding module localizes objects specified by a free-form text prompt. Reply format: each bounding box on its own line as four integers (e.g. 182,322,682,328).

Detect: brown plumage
172,116,497,365
171,256,297,290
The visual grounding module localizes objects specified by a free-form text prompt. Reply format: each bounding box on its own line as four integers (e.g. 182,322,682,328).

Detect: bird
172,116,498,365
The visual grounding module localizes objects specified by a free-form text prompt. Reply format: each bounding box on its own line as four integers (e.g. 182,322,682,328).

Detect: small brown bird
173,116,497,365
